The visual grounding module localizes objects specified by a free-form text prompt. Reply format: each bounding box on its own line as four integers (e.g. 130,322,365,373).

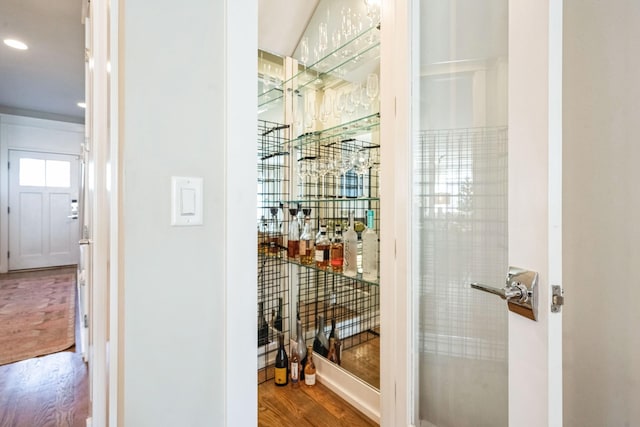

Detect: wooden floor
0,266,89,427
259,380,378,426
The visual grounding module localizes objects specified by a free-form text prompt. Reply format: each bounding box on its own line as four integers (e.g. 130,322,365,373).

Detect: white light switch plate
171,176,203,226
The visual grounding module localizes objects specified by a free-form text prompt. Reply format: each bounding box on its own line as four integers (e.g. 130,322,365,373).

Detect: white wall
119,0,256,425
563,1,640,426
0,114,83,272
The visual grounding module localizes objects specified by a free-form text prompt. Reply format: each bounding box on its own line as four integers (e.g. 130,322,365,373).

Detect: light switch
171,176,203,226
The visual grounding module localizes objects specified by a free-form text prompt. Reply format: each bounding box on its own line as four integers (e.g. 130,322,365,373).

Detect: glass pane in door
411,1,508,426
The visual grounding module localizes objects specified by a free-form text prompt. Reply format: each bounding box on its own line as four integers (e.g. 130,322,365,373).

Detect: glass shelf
288,257,380,287
292,112,380,148
284,197,380,204
258,23,380,108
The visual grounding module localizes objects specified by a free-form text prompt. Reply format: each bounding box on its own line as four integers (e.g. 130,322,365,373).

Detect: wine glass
316,157,331,198
334,91,346,120
338,156,353,198
351,83,362,113
297,160,309,199
360,85,371,112
300,36,309,66
306,159,319,198
318,22,328,59
352,150,371,198
366,73,379,109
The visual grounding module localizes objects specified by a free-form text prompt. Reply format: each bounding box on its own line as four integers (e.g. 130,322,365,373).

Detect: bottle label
305,373,316,386
274,367,288,385
291,362,299,382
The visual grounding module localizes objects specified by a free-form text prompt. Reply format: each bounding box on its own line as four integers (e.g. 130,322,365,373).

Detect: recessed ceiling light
77,102,86,109
3,39,28,50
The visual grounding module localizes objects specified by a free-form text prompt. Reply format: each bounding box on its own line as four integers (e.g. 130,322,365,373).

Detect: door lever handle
470,266,539,321
68,215,78,219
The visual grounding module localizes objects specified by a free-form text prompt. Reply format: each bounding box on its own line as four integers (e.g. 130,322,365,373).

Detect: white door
8,150,80,270
381,0,562,426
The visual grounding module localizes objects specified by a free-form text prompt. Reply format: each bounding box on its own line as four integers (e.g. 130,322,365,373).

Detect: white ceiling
0,0,85,123
0,0,314,125
258,0,319,57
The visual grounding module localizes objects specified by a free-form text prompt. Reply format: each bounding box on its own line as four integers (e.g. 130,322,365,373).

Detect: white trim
88,0,109,425
314,353,381,423
224,0,258,425
547,0,563,425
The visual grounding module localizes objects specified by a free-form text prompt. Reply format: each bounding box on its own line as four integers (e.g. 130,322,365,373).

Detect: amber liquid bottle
299,216,314,265
290,349,300,387
274,333,289,386
304,345,316,386
327,337,338,364
330,224,344,272
315,223,331,270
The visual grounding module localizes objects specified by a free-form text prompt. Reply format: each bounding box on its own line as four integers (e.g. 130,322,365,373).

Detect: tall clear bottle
343,211,358,277
312,314,330,357
299,216,314,265
362,209,379,281
295,317,307,380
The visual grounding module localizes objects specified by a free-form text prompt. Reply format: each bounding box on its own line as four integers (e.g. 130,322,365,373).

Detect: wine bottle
304,345,316,386
330,223,344,272
343,211,358,277
287,208,300,259
299,216,314,265
274,333,289,386
334,327,342,365
362,210,379,281
329,317,336,339
315,222,331,270
313,314,329,357
258,301,269,346
274,297,283,332
327,337,339,363
295,318,307,380
290,346,300,387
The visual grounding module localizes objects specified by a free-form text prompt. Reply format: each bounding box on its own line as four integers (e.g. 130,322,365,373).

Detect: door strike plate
551,285,564,313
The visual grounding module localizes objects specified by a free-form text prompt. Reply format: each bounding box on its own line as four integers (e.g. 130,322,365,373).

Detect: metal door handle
470,266,539,321
68,215,78,219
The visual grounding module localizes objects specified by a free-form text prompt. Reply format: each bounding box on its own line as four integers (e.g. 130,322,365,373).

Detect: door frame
380,0,563,425
0,114,83,274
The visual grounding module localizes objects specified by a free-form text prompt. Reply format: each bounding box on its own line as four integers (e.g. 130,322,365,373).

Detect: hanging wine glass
360,85,371,112
318,22,328,60
351,83,362,114
316,157,330,198
338,155,353,198
306,159,319,198
341,7,353,57
297,160,309,199
352,150,371,198
334,91,346,120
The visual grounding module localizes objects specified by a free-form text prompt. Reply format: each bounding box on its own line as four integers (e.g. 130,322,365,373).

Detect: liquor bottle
274,333,289,386
362,210,379,281
290,346,300,387
299,216,314,265
343,211,358,277
330,223,344,272
287,208,300,259
315,222,331,269
274,297,283,332
258,215,269,255
295,318,307,380
268,207,282,256
313,314,330,357
329,317,337,339
304,345,316,386
257,301,269,346
327,337,338,363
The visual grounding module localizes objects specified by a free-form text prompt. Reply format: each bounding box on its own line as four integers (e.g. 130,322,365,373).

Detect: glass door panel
411,1,508,426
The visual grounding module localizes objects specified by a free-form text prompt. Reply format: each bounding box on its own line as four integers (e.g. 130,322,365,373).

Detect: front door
8,150,80,270
381,0,562,426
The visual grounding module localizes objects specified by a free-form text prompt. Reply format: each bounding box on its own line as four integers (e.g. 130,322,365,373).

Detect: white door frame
380,0,563,426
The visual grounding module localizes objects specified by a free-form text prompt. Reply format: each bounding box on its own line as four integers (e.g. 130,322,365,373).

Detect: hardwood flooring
0,351,89,427
259,380,378,426
0,266,89,427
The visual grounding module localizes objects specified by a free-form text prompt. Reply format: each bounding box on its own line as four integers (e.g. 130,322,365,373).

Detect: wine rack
257,7,382,389
257,119,291,384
